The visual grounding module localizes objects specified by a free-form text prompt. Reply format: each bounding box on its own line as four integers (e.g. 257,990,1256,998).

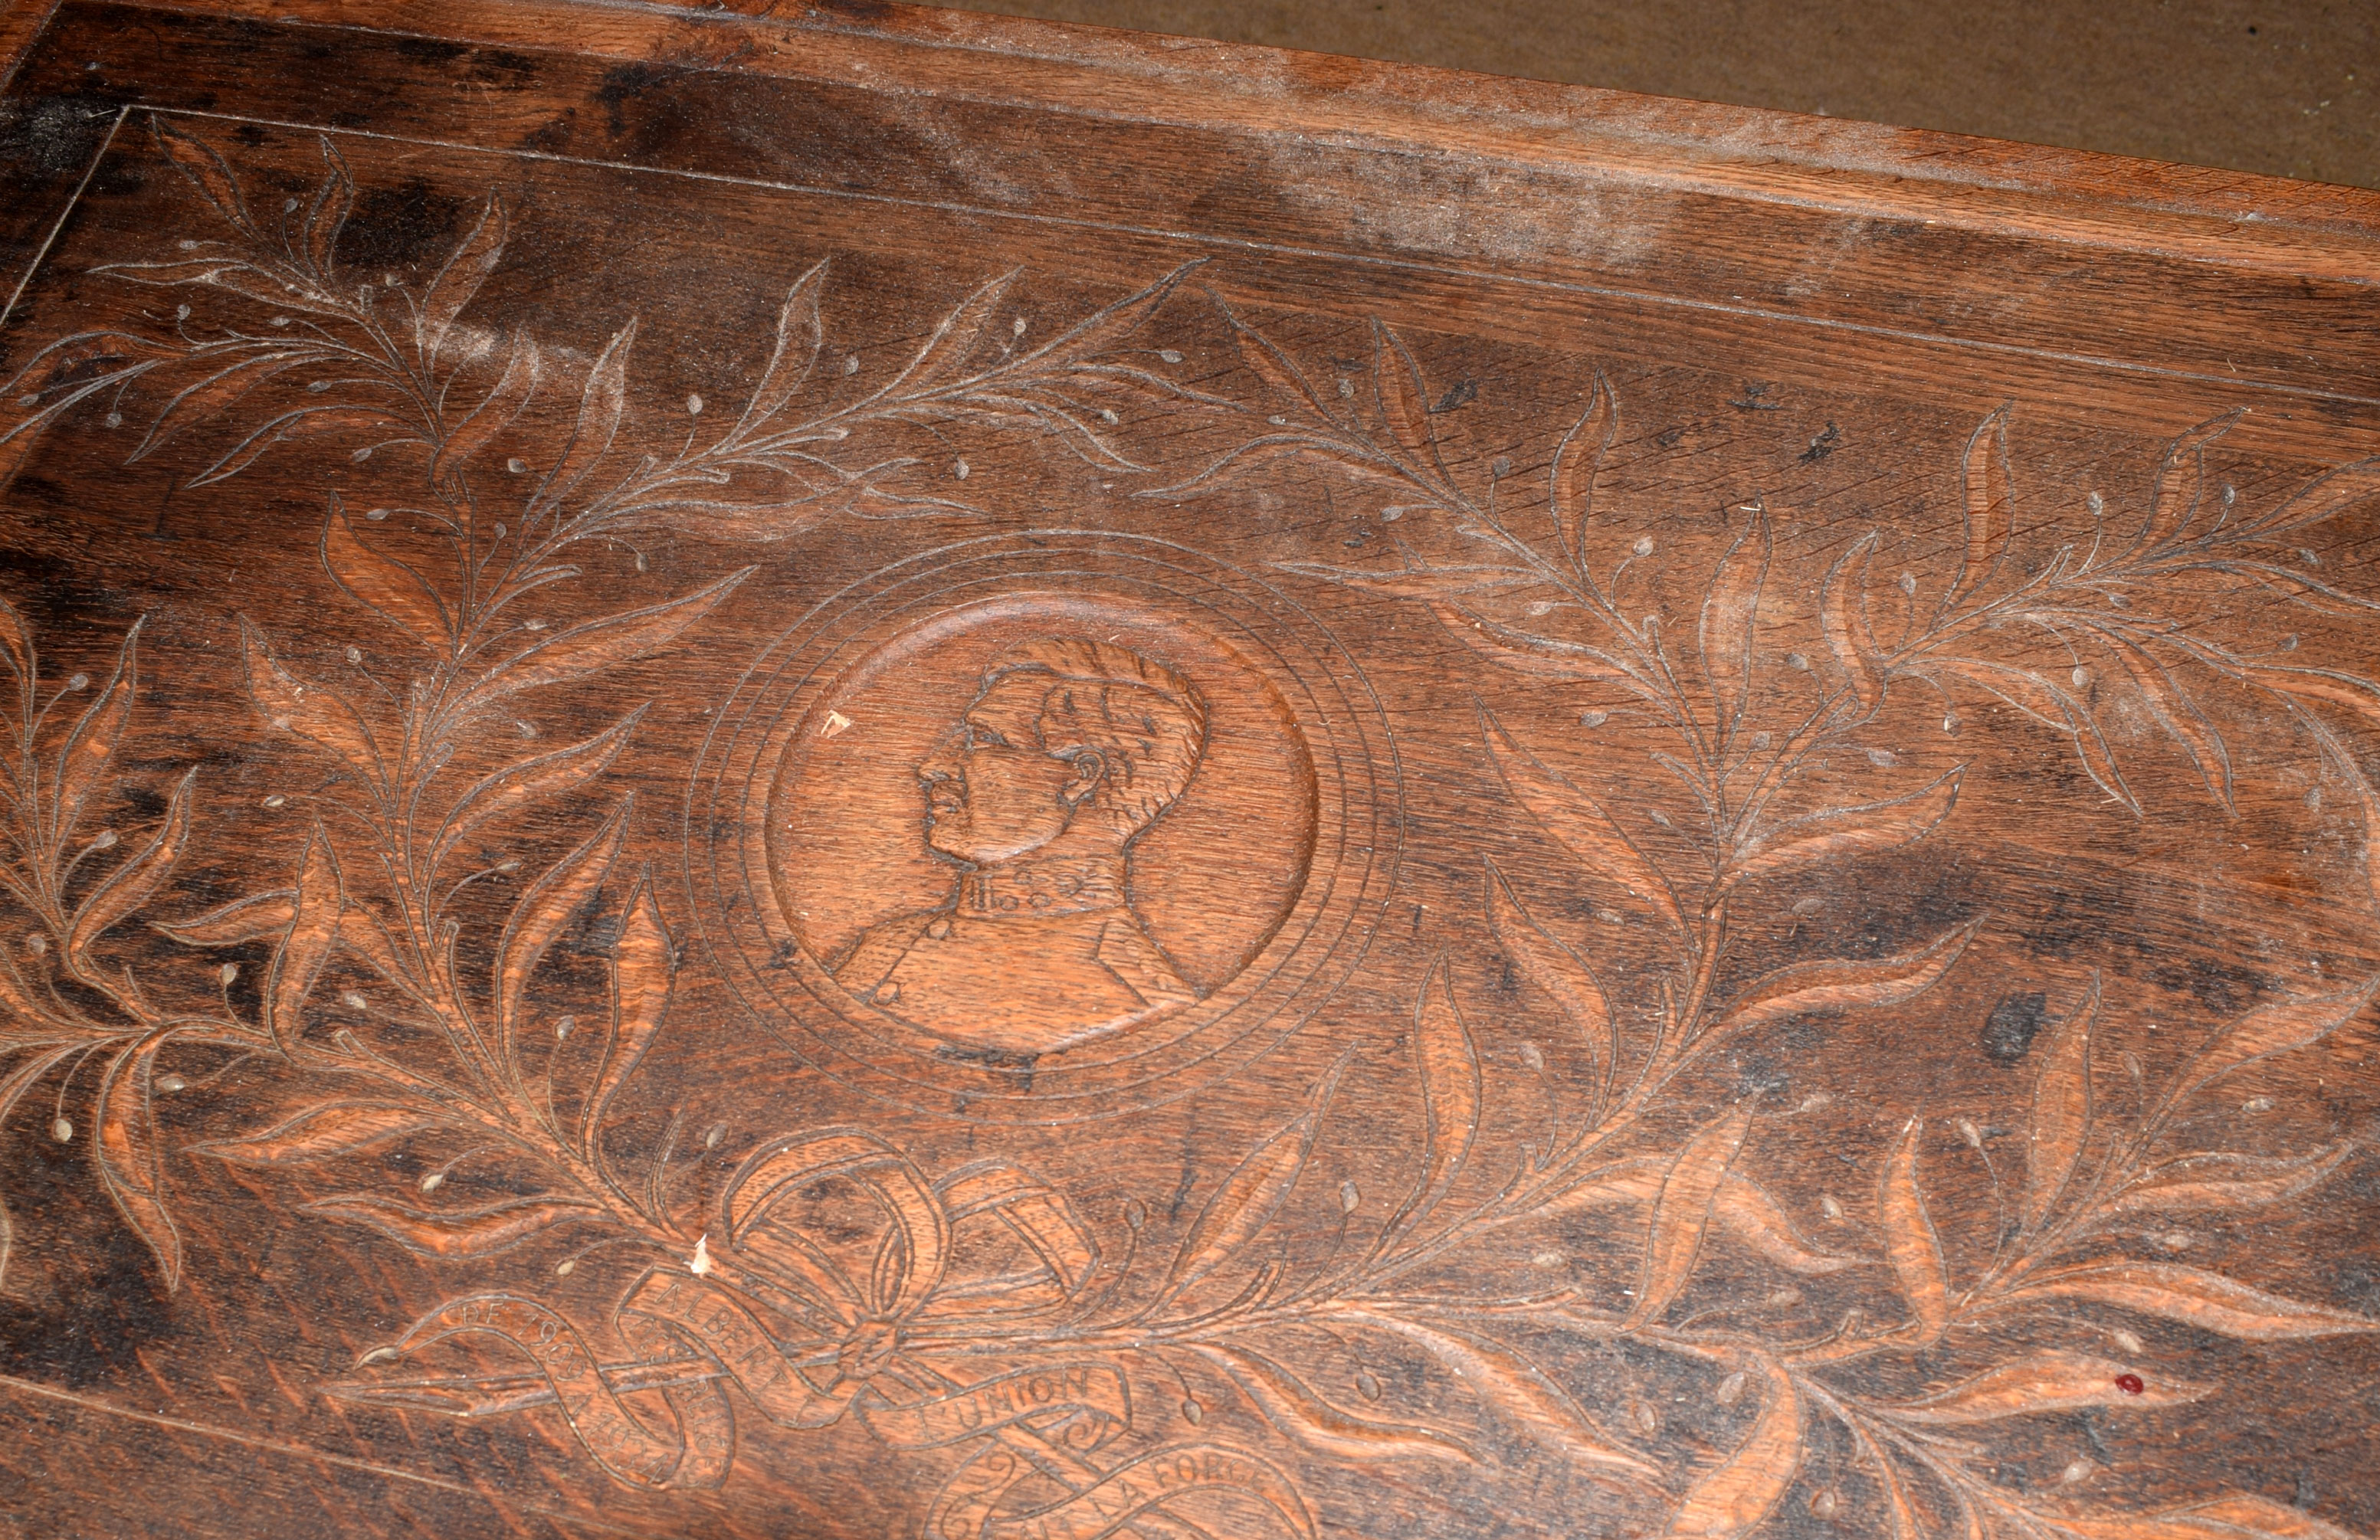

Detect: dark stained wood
5,5,2380,1538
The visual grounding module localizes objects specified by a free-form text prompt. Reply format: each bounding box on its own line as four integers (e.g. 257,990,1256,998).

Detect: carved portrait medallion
693,531,1397,1119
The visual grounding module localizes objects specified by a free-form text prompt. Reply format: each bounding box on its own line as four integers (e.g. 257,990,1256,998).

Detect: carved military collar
956,855,1129,918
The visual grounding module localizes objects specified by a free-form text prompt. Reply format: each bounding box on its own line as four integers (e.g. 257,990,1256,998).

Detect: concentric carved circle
690,531,1399,1121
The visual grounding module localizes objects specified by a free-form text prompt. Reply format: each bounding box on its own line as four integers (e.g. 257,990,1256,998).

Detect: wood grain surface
5,4,2380,1538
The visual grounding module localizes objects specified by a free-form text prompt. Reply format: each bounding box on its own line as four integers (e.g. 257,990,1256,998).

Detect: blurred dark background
923,0,2378,188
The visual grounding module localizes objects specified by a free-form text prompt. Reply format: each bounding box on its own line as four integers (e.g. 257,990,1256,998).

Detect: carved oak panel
4,5,2380,1538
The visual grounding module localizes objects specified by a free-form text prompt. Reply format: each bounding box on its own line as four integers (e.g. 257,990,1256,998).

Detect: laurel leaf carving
432,330,540,482
2047,1492,2365,1540
2178,981,2380,1100
418,193,506,365
1888,1350,2207,1423
2025,977,2100,1232
538,316,635,510
1820,530,1885,716
1428,601,1639,683
1480,706,1680,928
264,818,344,1052
1346,1312,1654,1476
67,768,195,965
2005,1261,2380,1341
1713,1174,1857,1276
1372,321,1434,468
1699,508,1770,742
197,1101,446,1165
2104,1142,2353,1218
583,873,673,1148
304,1194,605,1258
1664,1358,1801,1538
1879,1116,1949,1343
55,618,140,840
493,798,631,1078
883,270,1013,397
1160,1103,1319,1306
240,616,383,782
1709,919,1980,1042
467,568,752,709
734,260,827,437
1628,1103,1756,1329
151,117,255,235
431,706,647,875
94,1032,183,1289
1195,1344,1477,1463
1952,405,2014,603
1486,860,1615,1101
1727,767,1963,889
320,496,451,650
1551,372,1616,558
2137,411,2241,552
1388,955,1480,1239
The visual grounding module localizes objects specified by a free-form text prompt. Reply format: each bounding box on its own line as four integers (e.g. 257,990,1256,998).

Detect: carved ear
1060,749,1107,806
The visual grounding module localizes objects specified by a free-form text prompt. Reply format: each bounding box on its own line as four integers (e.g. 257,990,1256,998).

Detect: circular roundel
688,529,1400,1122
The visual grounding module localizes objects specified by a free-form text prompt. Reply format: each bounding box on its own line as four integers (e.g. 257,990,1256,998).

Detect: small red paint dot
2114,1373,2146,1396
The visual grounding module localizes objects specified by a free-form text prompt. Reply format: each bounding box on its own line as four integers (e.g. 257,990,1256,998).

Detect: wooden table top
5,4,2380,1536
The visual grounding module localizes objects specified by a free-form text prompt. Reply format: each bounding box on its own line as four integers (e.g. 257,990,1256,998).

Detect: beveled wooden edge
71,0,2380,290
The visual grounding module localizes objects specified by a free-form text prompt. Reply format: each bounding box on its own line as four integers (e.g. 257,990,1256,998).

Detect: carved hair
983,637,1208,837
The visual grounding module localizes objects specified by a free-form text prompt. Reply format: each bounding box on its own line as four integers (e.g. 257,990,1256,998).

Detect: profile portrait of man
829,636,1210,1057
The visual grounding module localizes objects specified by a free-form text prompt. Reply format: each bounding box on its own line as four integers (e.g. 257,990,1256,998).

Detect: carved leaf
1537,1156,1667,1218
1628,1103,1756,1328
1551,372,1616,557
300,136,353,274
538,317,635,509
1729,767,1963,889
1936,657,2139,812
431,706,647,875
128,350,328,465
883,270,1012,396
2178,981,2379,1100
67,768,196,962
2050,1492,2365,1540
191,405,400,488
419,193,506,364
1486,860,1615,1100
1664,1358,1802,1538
1347,1312,1654,1476
197,1101,445,1165
2104,1142,2353,1218
2250,457,2380,538
1272,562,1541,601
493,798,631,1075
320,497,451,650
1480,706,1680,928
734,260,826,436
304,1194,604,1258
467,567,752,709
1889,1350,2208,1423
2104,637,2233,807
152,118,255,234
1699,508,1770,742
1709,919,1980,1042
1428,602,1639,685
1879,1116,1949,1343
154,890,297,947
264,819,344,1051
240,616,384,783
2138,411,2241,551
1231,310,1339,424
55,618,142,841
433,331,540,480
1160,1103,1319,1304
583,873,673,1145
0,592,29,683
934,1159,1100,1296
1196,1344,1476,1463
2005,1261,2380,1341
1388,955,1480,1237
1713,1175,1856,1275
1951,405,2014,603
2025,976,2100,1231
1372,321,1434,467
94,1032,184,1289
1819,530,1885,716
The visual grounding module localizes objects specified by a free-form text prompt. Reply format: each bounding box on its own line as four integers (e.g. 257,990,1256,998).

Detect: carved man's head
916,638,1208,867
